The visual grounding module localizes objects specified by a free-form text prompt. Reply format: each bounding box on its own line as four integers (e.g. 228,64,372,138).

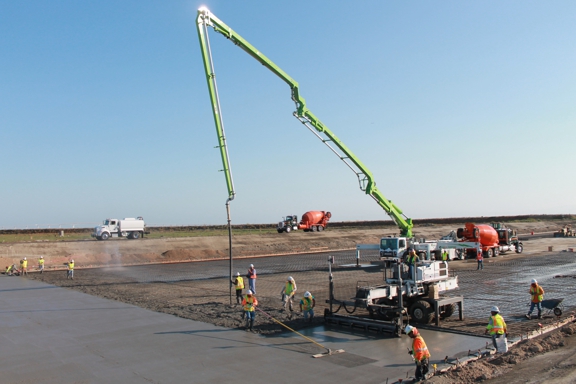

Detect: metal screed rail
196,7,414,238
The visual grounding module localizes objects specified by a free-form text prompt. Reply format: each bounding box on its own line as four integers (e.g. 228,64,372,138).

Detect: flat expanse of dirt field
5,218,576,383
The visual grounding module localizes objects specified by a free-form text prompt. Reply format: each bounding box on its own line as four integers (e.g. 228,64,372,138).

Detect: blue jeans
477,260,483,270
303,309,314,321
408,265,414,280
248,279,256,293
492,333,504,351
528,302,542,316
245,311,255,321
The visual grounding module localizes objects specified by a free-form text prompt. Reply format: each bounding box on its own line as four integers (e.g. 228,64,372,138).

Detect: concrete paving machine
326,259,462,337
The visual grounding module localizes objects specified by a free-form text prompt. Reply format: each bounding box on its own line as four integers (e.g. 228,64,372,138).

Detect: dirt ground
5,218,576,383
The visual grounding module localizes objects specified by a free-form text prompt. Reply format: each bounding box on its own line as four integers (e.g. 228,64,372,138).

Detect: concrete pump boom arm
196,7,413,237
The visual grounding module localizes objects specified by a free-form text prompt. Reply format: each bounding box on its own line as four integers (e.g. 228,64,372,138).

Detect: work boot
537,313,542,319
249,319,254,331
525,314,531,319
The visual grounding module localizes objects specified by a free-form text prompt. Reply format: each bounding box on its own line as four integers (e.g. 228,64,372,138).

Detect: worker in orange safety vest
485,306,507,352
526,279,544,319
405,324,430,381
247,264,257,294
242,290,258,331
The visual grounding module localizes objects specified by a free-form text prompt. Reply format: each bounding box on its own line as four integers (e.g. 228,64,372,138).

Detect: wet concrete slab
0,275,487,383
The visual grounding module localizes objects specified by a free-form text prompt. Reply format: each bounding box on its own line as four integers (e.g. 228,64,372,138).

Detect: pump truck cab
92,217,149,240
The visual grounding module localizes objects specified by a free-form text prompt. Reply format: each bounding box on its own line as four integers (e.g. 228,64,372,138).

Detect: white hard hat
71,259,74,262
404,324,414,334
288,276,294,281
491,306,500,313
236,272,240,276
24,257,27,260
250,264,254,267
531,279,537,284
247,290,253,295
304,291,311,297
40,256,43,259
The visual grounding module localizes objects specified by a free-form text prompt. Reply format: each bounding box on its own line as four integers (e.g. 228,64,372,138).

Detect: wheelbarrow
541,298,564,316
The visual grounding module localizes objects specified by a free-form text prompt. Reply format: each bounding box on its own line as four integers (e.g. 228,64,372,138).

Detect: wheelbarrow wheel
554,307,562,316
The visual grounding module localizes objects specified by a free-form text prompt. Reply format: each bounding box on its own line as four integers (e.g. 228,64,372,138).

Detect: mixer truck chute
196,8,413,237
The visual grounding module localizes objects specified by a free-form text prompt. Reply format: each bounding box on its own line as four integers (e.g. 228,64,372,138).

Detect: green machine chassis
196,7,413,237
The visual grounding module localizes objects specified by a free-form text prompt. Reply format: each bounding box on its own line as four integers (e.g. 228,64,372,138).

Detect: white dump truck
92,217,148,240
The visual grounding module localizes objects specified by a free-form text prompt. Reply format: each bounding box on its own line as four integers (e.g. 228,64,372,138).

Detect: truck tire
121,231,128,238
131,231,141,239
101,232,109,240
484,248,494,258
311,226,317,232
515,243,523,253
493,248,500,257
317,225,324,232
441,303,456,319
285,227,291,233
277,229,283,233
96,236,102,241
409,300,433,324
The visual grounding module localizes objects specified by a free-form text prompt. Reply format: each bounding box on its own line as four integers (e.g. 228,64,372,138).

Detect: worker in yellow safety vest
405,248,418,280
299,291,316,322
242,290,258,331
21,257,28,276
485,306,507,352
231,272,244,304
405,325,430,381
38,256,45,274
67,260,74,280
280,276,297,311
526,279,544,319
441,249,449,262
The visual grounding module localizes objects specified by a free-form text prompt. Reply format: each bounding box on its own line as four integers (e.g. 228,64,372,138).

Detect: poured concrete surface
0,276,487,383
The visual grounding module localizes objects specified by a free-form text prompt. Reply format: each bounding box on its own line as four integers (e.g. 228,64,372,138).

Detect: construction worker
67,259,74,280
242,290,258,331
406,248,418,280
231,272,244,304
476,248,484,270
21,257,28,276
485,306,507,352
441,248,449,262
280,276,297,311
526,279,544,319
38,256,45,273
247,264,257,294
300,291,315,322
5,265,13,276
405,325,430,382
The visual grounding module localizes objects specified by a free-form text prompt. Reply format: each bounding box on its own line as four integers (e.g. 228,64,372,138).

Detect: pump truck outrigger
196,7,413,238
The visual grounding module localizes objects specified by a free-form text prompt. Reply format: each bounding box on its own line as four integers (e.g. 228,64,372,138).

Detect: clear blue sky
1,1,575,229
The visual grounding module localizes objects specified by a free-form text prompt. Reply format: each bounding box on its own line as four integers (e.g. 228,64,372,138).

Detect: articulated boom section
197,8,413,237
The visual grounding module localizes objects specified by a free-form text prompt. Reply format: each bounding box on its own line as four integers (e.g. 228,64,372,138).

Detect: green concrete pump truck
196,7,413,237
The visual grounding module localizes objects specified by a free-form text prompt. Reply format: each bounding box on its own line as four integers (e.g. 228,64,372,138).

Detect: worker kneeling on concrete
485,306,507,353
300,291,315,322
405,325,431,382
242,290,258,331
